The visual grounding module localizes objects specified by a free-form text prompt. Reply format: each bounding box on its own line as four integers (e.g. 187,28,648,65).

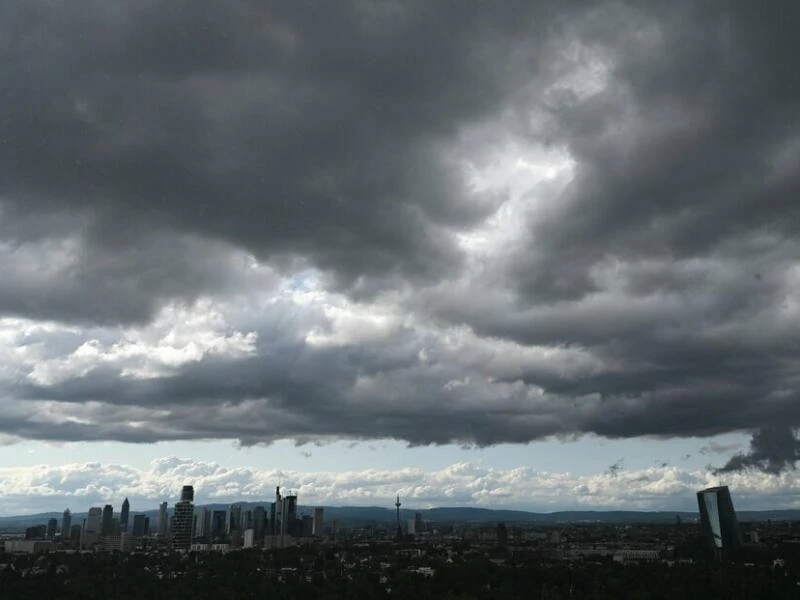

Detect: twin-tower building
169,484,325,551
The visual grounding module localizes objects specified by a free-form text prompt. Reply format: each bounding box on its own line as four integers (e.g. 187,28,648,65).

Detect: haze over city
0,0,798,517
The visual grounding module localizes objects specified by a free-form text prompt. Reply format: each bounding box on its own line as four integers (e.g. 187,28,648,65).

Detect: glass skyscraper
697,485,742,554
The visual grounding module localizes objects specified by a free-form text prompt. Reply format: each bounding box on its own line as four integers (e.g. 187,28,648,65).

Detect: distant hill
3,504,800,532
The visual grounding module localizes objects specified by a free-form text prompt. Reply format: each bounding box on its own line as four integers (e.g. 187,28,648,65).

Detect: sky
0,1,798,516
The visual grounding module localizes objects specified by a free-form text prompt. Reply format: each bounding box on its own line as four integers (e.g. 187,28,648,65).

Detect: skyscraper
84,507,102,549
312,507,324,537
46,518,57,539
132,514,147,537
697,485,742,555
180,485,194,502
61,509,72,538
241,509,253,532
281,494,297,536
273,486,282,536
158,502,169,536
253,506,267,541
226,504,242,535
101,504,114,537
69,524,82,546
211,510,227,539
120,498,130,533
195,507,210,539
172,485,194,551
408,512,423,535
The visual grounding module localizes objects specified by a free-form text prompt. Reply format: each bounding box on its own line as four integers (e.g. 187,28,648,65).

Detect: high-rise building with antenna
120,498,130,533
158,502,169,536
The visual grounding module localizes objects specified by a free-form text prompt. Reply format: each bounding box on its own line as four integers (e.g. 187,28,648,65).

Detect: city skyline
0,1,798,516
8,480,333,554
0,449,795,517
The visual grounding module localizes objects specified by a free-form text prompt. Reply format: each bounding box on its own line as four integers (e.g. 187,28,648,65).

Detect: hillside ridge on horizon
5,504,800,526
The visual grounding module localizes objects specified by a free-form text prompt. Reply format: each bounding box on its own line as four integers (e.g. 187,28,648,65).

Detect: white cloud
1,456,800,516
20,300,258,385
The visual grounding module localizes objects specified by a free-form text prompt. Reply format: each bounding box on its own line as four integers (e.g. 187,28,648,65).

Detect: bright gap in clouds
456,143,576,255
0,435,749,475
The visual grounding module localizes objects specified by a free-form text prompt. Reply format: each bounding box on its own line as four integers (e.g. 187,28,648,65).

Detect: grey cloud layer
1,1,799,469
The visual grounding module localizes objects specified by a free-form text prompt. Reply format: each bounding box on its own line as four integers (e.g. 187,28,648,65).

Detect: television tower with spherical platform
395,494,402,539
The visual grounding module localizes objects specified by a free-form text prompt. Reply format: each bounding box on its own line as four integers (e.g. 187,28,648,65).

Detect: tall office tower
84,507,102,548
195,507,210,538
226,504,242,534
414,512,423,534
274,486,282,536
144,516,150,535
120,498,130,532
172,485,194,551
158,502,169,536
697,485,742,555
46,518,57,539
243,528,256,548
253,506,267,541
69,524,82,546
61,509,71,537
281,494,298,536
132,514,146,537
101,504,114,537
241,509,253,532
312,508,324,536
211,510,227,539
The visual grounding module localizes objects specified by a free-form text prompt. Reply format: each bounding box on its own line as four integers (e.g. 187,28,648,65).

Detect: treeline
1,550,798,599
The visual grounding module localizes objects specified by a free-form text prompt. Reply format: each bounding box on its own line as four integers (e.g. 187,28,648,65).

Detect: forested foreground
1,551,798,599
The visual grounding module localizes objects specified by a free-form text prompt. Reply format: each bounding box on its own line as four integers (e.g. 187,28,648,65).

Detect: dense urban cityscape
2,484,800,597
3,484,324,555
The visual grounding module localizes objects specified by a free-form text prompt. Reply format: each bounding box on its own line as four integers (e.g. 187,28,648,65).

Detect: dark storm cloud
715,426,800,475
0,0,559,323
510,1,800,303
0,0,798,469
422,1,800,468
0,230,275,325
